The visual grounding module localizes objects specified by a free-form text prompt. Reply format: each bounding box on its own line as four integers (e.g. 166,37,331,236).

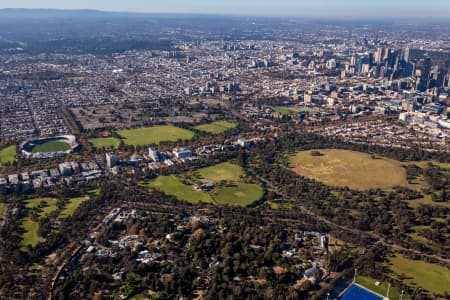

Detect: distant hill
0,9,179,54
0,8,232,20
0,8,140,20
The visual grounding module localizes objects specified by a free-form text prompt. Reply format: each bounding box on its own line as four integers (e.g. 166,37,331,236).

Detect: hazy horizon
0,0,449,19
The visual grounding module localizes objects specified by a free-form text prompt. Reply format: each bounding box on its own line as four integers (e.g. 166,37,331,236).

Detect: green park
117,125,194,146
145,162,263,206
194,120,238,134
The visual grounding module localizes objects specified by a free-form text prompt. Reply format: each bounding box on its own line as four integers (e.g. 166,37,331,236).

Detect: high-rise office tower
423,57,432,89
356,57,364,73
350,55,357,66
446,50,450,74
405,61,416,77
404,47,410,62
383,48,390,61
375,48,383,64
430,66,439,81
394,54,400,73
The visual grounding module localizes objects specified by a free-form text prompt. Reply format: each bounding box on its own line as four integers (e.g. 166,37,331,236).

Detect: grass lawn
195,120,238,134
356,275,403,300
213,183,263,206
32,141,70,153
147,175,213,204
270,200,293,210
407,194,450,209
21,217,44,248
25,197,58,217
402,162,450,209
146,162,263,207
59,196,89,218
404,160,450,170
299,108,312,113
21,198,58,249
289,149,408,190
0,145,17,166
88,137,121,149
59,188,99,218
87,188,101,196
274,106,312,115
0,203,5,219
388,254,450,294
118,125,194,147
274,106,301,115
198,162,244,182
408,226,436,251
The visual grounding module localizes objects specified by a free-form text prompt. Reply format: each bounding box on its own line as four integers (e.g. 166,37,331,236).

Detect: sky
0,0,449,18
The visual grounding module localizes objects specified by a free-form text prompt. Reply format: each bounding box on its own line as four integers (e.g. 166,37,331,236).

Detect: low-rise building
172,148,192,159
148,147,160,162
106,153,118,168
59,162,73,176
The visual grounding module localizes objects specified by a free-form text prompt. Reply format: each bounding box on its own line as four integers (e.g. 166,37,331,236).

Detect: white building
172,148,192,159
106,153,117,168
237,138,251,148
326,59,337,69
327,97,336,107
148,147,159,162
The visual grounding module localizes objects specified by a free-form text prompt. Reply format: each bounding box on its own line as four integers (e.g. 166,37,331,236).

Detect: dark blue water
340,284,384,300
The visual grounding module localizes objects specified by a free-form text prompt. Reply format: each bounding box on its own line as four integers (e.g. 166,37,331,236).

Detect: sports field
88,137,121,149
146,162,263,206
195,120,238,134
31,141,70,153
356,276,402,300
214,183,264,206
388,254,450,294
0,145,17,166
20,198,58,249
274,106,311,115
198,162,244,182
147,175,213,203
274,106,301,115
118,125,194,146
289,149,408,190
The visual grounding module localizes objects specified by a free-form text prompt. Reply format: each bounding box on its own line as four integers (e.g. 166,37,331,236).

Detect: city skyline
0,1,449,299
0,0,449,19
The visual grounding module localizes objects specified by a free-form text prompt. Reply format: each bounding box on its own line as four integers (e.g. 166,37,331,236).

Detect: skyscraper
447,50,450,75
405,61,416,77
350,55,357,66
374,48,391,65
375,48,383,65
444,51,450,88
423,57,432,89
356,57,364,73
404,47,410,63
